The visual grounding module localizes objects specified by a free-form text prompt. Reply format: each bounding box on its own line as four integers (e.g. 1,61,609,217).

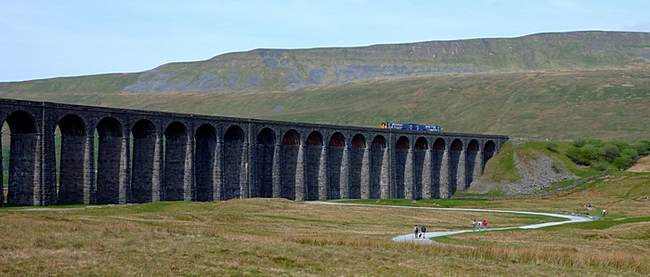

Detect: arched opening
130,119,157,203
254,128,275,198
431,138,446,198
413,137,428,200
370,135,386,199
280,130,300,200
327,132,345,199
304,131,323,200
449,139,463,196
195,124,216,201
466,140,480,188
349,134,366,199
1,121,6,205
3,111,38,206
395,136,410,198
95,117,123,204
163,121,189,201
483,140,496,173
56,114,87,204
223,125,245,200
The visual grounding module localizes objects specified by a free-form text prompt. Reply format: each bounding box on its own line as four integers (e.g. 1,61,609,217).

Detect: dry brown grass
0,198,648,276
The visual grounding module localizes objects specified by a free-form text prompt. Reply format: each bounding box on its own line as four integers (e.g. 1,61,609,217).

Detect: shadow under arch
326,132,345,199
2,110,38,206
195,123,217,201
280,129,300,200
130,119,158,203
304,131,323,200
254,127,275,198
223,125,245,200
56,114,87,204
394,136,410,198
95,117,124,204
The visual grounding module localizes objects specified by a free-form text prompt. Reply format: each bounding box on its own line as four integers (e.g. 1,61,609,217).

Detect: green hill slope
3,66,650,140
2,31,650,94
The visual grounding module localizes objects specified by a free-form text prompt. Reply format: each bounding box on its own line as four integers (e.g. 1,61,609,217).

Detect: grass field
3,66,650,140
1,171,649,275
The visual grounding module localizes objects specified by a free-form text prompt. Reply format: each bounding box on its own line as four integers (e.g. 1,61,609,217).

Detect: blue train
379,121,443,133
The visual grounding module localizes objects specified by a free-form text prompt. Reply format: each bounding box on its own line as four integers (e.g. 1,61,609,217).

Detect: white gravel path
309,201,596,244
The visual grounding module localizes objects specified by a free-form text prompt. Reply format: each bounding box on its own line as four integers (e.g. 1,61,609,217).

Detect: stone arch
254,127,275,198
163,121,190,201
95,117,124,204
394,136,410,199
431,138,446,198
327,132,345,199
304,131,324,200
413,137,429,199
130,119,158,203
348,134,366,199
195,124,217,201
223,125,245,200
482,140,496,173
465,139,480,189
56,114,88,204
449,138,464,196
280,129,300,199
370,135,387,199
3,111,38,205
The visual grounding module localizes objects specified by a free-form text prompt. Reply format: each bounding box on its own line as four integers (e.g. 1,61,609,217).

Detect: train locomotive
379,121,443,133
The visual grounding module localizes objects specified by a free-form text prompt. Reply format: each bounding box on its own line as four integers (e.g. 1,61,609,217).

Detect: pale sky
2,0,650,82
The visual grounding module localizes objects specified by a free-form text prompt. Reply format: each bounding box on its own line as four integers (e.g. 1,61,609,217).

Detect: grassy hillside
3,66,650,140
1,31,650,94
0,73,139,95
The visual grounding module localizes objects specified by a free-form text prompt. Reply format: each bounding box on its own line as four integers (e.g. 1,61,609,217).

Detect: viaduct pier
0,99,507,206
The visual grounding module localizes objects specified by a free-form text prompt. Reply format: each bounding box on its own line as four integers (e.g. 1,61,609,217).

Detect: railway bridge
0,99,507,206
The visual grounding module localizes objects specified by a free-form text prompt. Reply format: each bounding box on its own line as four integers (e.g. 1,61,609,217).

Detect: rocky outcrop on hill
122,31,650,93
470,150,575,195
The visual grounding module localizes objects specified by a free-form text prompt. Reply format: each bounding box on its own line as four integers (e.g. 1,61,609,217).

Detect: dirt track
628,155,650,172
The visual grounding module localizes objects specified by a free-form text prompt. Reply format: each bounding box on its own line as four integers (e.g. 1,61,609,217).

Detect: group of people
584,201,608,216
472,218,489,231
413,225,427,239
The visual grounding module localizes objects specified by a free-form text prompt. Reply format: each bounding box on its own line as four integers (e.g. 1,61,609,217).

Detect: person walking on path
481,218,489,229
420,225,427,238
472,219,478,231
413,225,420,239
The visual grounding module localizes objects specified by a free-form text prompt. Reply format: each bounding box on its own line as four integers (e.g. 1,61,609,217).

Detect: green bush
600,144,620,162
567,146,590,165
633,141,650,156
613,155,634,170
567,139,649,171
621,148,639,160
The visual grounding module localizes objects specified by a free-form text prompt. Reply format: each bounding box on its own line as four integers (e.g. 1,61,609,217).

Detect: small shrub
621,148,639,160
545,142,559,153
590,161,609,172
632,141,650,156
600,144,620,162
567,146,590,165
613,155,634,170
573,139,587,148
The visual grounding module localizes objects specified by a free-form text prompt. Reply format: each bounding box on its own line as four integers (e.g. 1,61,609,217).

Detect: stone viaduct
0,99,508,206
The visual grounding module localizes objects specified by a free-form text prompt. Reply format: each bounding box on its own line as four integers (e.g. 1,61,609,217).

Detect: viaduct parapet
0,99,508,206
